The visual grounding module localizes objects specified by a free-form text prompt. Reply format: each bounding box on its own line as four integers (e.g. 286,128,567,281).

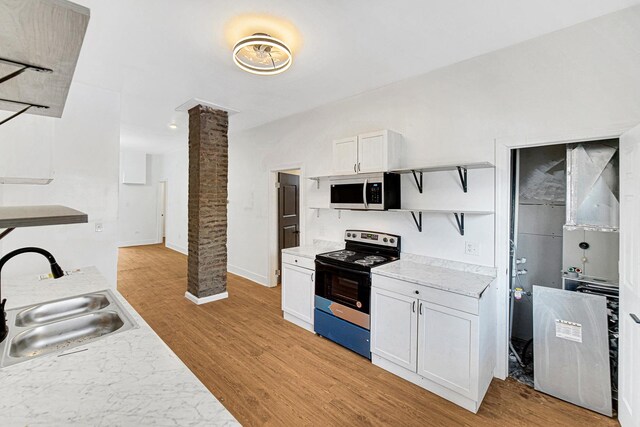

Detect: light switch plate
465,241,479,256
95,222,103,232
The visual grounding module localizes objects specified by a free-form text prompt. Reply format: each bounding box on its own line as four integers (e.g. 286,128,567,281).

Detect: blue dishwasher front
314,308,371,359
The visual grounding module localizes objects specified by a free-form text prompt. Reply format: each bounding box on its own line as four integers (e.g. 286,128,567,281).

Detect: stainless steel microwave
329,173,401,210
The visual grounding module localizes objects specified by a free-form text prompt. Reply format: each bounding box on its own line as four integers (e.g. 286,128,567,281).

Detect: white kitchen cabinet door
282,264,314,325
417,301,478,400
358,131,386,173
121,151,147,184
0,114,54,184
332,136,358,175
371,287,418,372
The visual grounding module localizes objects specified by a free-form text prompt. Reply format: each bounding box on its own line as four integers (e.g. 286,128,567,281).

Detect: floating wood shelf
0,177,53,185
0,0,90,124
389,209,494,235
393,161,494,194
0,205,88,230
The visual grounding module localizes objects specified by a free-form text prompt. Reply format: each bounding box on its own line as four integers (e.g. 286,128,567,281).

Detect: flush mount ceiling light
233,33,292,75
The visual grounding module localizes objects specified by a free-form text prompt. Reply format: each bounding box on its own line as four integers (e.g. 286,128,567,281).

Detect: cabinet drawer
372,274,479,315
282,253,315,270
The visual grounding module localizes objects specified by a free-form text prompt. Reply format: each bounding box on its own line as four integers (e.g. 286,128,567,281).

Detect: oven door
315,260,371,329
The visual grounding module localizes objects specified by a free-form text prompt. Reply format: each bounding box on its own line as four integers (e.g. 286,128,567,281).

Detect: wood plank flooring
117,244,619,426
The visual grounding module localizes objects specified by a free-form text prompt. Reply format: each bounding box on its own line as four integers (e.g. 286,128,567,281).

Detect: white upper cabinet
331,130,403,175
332,136,359,175
121,151,147,184
358,130,403,173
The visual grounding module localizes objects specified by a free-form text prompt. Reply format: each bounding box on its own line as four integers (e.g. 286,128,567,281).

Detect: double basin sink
0,290,137,368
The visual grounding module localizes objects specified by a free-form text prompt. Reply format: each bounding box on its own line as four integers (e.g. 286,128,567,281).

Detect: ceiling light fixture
233,33,292,75
168,123,178,129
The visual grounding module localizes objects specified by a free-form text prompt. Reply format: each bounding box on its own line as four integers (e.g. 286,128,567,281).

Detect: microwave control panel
368,182,382,204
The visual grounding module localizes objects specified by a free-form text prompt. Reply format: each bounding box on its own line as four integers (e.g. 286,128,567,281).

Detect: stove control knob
389,238,395,244
347,233,351,237
383,238,388,243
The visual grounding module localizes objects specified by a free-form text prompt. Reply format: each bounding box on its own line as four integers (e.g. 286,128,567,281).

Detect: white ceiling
72,0,640,153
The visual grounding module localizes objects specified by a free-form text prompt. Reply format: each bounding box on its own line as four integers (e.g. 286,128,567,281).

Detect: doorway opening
508,139,620,416
276,169,301,285
157,180,167,245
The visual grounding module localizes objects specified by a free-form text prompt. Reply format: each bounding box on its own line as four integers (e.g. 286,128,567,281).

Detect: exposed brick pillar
186,105,228,302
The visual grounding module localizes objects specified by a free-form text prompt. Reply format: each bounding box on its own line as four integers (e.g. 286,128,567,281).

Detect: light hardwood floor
118,244,619,426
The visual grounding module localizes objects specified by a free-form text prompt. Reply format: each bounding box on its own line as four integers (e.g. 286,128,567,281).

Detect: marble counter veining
373,258,496,298
0,267,239,427
281,239,343,259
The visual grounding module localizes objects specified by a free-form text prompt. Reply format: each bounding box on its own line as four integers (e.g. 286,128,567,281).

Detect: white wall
162,147,188,255
228,6,640,285
0,82,121,285
118,152,165,247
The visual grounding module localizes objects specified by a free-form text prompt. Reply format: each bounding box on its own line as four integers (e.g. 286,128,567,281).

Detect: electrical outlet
95,223,104,233
465,241,479,256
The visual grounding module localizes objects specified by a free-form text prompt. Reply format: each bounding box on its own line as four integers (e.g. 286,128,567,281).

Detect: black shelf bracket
411,211,423,232
0,98,49,126
411,170,423,193
0,57,52,86
0,228,15,241
454,213,465,236
457,166,468,193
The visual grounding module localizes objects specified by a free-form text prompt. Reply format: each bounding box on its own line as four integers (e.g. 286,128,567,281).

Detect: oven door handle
362,179,368,209
315,260,371,277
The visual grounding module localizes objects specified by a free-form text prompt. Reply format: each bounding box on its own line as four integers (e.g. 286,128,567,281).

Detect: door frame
268,163,305,288
156,180,167,244
494,122,637,380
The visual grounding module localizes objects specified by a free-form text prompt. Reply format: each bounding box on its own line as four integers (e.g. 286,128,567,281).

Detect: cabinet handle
412,301,416,313
354,164,357,173
631,313,640,324
419,302,423,315
358,162,361,171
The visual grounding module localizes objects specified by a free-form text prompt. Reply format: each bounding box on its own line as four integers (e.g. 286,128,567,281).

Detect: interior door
358,131,386,173
332,136,358,175
278,172,300,284
618,123,640,427
370,287,418,371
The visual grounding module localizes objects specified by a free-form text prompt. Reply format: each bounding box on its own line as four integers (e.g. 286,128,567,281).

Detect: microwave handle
362,179,368,209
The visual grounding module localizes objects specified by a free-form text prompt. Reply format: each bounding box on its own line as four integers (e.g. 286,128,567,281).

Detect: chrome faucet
0,247,65,343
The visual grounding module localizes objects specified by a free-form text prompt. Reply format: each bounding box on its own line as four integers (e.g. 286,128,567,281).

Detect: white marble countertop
281,239,343,259
372,258,496,298
0,267,239,426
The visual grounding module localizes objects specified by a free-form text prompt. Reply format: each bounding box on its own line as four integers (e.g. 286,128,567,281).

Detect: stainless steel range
314,230,400,359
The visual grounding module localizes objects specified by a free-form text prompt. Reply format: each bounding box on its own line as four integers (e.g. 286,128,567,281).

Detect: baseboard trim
184,291,229,305
227,264,271,287
166,242,188,255
119,239,158,248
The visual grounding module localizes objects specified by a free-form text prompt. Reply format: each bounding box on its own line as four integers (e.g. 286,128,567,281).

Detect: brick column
186,105,228,302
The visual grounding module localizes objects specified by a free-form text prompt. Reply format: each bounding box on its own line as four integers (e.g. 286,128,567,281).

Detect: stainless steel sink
10,311,125,358
15,293,110,327
0,290,137,368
